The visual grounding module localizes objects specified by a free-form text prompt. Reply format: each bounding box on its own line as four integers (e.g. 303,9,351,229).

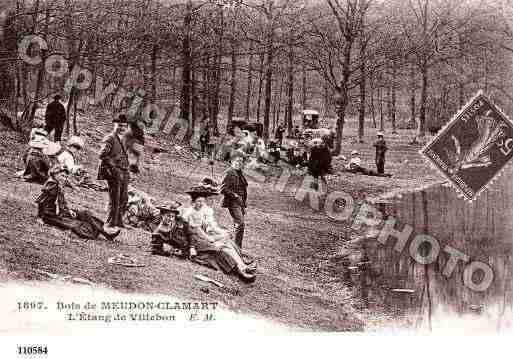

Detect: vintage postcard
1,0,512,357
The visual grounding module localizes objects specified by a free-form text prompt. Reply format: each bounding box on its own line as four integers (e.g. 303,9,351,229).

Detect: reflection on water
356,171,513,332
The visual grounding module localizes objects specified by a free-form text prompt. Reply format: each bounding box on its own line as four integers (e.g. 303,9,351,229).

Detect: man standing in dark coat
275,124,285,147
220,151,248,248
98,114,129,229
374,131,388,174
44,95,67,142
308,138,332,190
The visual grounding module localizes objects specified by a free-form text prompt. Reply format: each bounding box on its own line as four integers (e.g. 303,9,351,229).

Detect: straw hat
30,128,48,140
157,201,182,214
29,137,50,149
67,136,85,149
43,141,62,156
200,178,219,190
186,184,219,199
377,131,384,137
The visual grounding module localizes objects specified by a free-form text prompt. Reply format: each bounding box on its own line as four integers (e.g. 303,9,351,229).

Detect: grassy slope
0,117,442,331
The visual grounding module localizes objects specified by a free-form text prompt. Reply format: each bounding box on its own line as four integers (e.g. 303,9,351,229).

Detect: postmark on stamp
421,91,513,201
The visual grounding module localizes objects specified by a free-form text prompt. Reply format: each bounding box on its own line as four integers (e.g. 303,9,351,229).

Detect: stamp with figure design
421,91,513,200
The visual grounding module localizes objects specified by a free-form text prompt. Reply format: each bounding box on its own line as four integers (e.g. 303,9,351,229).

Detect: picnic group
16,94,391,284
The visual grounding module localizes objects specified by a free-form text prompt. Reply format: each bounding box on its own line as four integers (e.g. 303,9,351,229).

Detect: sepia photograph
1,0,512,355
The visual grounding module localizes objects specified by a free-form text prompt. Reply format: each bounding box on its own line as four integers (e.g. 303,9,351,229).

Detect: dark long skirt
40,210,106,240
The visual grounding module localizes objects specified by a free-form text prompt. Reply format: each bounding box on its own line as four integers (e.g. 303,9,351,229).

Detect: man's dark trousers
228,206,245,248
45,123,64,142
376,160,385,175
106,169,128,227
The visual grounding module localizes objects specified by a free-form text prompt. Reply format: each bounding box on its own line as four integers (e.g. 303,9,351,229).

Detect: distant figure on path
374,131,388,175
44,95,67,142
220,151,248,249
199,125,211,157
97,114,129,230
275,124,285,147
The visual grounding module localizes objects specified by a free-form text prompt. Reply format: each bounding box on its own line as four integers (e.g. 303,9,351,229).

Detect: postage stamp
421,91,513,201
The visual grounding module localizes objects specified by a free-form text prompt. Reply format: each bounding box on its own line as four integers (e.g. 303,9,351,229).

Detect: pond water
354,168,513,332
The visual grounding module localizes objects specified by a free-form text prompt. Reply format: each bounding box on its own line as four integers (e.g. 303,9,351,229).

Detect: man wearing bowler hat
44,95,67,142
98,114,129,230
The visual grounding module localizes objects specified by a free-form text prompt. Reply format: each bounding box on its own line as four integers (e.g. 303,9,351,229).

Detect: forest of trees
1,0,513,154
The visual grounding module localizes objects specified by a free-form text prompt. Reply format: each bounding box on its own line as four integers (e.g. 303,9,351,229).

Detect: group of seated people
216,126,276,167
344,150,391,177
19,125,257,283
18,127,103,190
32,157,257,282
151,179,256,283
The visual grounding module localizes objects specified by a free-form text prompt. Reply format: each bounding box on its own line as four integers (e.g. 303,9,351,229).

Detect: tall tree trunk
286,41,294,136
369,72,376,128
227,38,237,127
391,63,397,133
201,54,209,122
275,74,284,133
418,62,428,139
245,40,254,121
172,60,177,104
179,2,192,142
386,81,391,126
263,30,275,140
212,8,224,134
151,43,159,104
301,66,307,110
358,38,366,142
333,37,354,156
379,84,384,131
28,1,47,130
188,63,196,143
410,61,416,127
256,51,264,122
458,34,465,108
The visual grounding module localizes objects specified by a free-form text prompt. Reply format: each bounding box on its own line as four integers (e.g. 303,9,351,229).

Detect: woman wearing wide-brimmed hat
150,201,191,258
19,132,51,184
35,165,120,241
182,181,256,283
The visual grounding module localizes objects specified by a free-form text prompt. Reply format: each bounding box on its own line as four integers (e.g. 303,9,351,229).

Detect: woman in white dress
181,184,256,282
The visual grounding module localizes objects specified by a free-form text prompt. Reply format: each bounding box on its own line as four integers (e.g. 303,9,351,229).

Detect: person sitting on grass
19,130,50,184
36,165,120,241
182,184,256,283
345,150,392,177
41,137,105,191
124,186,161,232
150,202,191,258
